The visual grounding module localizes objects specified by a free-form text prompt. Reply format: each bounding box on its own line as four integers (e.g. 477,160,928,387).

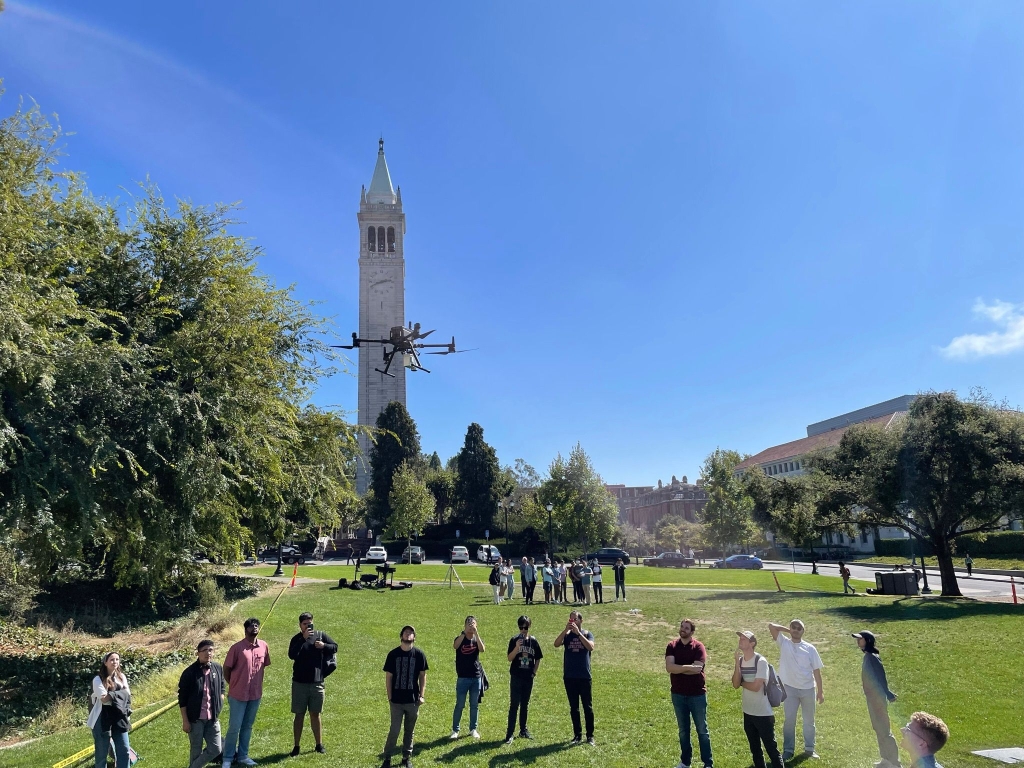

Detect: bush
952,530,1024,556
0,621,187,730
0,543,38,621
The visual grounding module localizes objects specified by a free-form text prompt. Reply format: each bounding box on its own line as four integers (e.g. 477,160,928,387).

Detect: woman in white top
88,651,131,768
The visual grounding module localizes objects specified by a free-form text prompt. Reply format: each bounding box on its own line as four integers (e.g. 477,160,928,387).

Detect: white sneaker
450,730,460,740
239,760,258,768
674,762,690,768
470,729,480,739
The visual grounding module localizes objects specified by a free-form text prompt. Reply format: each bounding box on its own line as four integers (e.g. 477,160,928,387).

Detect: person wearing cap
665,618,713,768
899,711,949,768
732,630,784,768
554,610,596,745
382,625,429,768
505,615,543,744
178,639,225,768
768,619,824,761
222,618,271,768
853,631,901,768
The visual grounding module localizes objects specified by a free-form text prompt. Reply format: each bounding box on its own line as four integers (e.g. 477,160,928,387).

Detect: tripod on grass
444,563,464,589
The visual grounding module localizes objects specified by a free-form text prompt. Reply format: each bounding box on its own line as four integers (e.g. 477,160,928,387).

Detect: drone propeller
426,348,478,356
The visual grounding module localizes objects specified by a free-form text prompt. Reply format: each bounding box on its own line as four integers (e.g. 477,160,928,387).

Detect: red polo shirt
666,638,708,696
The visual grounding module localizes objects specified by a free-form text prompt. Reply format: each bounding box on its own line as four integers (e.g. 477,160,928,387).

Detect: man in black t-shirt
505,615,543,744
382,626,429,768
554,610,596,745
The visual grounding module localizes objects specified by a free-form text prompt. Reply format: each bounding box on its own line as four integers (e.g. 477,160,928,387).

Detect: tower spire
367,137,396,204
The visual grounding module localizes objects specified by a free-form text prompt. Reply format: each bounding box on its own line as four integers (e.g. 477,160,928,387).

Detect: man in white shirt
768,620,824,761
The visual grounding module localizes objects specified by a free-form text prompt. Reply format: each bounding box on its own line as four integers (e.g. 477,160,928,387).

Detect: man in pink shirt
222,618,271,768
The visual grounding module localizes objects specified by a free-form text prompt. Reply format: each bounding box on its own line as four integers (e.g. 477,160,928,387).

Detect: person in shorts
288,612,337,756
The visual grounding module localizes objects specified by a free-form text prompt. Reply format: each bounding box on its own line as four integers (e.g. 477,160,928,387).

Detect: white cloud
940,299,1024,359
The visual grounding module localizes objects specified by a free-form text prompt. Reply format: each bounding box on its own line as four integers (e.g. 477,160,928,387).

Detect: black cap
851,630,876,643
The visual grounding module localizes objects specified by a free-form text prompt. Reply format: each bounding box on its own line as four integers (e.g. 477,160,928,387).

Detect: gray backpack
755,653,787,707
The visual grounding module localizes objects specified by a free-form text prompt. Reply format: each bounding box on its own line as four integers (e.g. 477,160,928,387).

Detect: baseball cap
736,630,756,642
851,630,876,642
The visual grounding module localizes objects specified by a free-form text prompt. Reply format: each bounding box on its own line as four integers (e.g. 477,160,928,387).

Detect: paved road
762,560,1019,600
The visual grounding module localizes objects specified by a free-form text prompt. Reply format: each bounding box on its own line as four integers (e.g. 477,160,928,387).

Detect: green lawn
855,554,1024,571
244,563,875,591
6,578,1019,768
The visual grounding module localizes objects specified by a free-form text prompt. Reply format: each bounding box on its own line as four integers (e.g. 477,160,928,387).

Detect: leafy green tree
699,449,757,553
426,451,443,473
539,444,618,553
367,402,421,529
454,423,502,528
812,392,1024,597
745,468,829,574
386,462,435,554
654,515,706,554
0,96,353,599
424,468,457,523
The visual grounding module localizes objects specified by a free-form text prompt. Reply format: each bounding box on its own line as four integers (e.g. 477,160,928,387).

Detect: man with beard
665,619,713,768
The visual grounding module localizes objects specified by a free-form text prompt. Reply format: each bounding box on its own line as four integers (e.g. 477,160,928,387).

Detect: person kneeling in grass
900,712,949,768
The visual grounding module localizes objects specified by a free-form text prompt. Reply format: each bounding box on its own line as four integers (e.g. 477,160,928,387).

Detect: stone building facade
618,476,708,530
356,140,407,495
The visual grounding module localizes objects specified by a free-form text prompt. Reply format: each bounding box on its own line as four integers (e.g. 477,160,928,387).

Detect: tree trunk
934,541,962,598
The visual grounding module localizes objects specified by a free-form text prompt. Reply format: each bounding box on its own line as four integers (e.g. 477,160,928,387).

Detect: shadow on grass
245,751,295,765
692,590,837,603
432,738,509,763
487,740,576,766
824,596,1024,621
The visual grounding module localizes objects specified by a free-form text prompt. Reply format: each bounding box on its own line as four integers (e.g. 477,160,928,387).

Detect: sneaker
504,736,515,745
673,762,690,768
290,746,300,757
519,730,533,740
804,752,820,759
401,759,412,768
449,730,460,740
586,737,596,746
570,736,582,745
315,744,326,754
470,730,481,740
239,760,258,767
782,754,794,762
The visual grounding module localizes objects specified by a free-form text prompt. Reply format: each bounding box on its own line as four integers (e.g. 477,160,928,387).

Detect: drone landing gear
374,368,396,377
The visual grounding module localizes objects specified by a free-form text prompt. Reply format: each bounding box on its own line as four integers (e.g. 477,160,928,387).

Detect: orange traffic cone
289,563,298,588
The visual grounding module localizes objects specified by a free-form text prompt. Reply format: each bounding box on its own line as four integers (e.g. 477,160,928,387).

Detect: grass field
854,554,1024,571
245,563,877,591
5,575,1020,768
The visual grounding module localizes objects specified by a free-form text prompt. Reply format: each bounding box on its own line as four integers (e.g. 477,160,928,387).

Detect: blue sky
3,2,1024,486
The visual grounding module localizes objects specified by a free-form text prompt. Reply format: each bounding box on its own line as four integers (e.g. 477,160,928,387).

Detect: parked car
402,546,424,564
643,551,694,568
711,554,763,570
584,547,631,565
365,546,389,565
260,546,305,565
477,544,502,563
449,546,470,564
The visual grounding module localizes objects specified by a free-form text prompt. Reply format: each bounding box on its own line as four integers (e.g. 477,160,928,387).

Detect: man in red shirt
222,618,271,768
665,618,714,768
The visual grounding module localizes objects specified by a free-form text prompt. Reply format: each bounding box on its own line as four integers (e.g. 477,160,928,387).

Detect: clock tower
356,139,406,495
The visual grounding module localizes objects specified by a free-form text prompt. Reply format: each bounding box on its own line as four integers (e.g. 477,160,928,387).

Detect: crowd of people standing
489,556,627,606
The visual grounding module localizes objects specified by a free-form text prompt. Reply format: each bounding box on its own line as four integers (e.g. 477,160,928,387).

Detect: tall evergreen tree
699,449,757,552
539,444,618,552
367,401,421,527
454,423,501,528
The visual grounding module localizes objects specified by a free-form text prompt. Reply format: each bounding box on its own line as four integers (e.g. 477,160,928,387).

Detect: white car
477,544,501,563
450,546,470,564
365,546,388,564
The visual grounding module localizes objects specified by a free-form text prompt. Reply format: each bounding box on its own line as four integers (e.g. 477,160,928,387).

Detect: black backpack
318,632,337,678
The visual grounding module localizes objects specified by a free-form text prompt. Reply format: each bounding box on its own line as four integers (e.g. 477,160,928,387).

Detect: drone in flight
333,322,470,377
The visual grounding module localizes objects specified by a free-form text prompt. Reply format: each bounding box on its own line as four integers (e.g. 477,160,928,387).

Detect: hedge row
0,621,187,728
873,530,1023,558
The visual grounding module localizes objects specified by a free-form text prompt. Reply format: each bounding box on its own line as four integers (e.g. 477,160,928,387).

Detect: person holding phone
450,616,484,740
505,615,543,744
288,612,337,756
554,610,596,745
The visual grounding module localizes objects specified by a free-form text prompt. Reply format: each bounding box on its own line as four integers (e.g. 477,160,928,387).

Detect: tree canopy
385,462,435,550
453,423,502,529
0,97,356,601
367,401,421,529
698,449,757,551
539,443,618,553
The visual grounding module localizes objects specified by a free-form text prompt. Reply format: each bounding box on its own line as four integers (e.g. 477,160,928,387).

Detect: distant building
735,396,916,554
610,476,708,531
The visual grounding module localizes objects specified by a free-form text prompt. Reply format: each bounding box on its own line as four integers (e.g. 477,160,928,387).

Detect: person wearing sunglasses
899,712,948,768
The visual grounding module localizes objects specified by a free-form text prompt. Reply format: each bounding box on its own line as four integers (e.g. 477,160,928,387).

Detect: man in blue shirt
554,610,596,746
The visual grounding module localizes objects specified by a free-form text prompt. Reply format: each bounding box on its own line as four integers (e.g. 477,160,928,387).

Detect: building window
861,529,869,544
387,226,396,252
367,226,376,251
377,227,386,252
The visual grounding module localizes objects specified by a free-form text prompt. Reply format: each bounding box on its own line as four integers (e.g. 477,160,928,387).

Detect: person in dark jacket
613,558,627,601
288,611,338,756
178,639,225,768
853,631,901,768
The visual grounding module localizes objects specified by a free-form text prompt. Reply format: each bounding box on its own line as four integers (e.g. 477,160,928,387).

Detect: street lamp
500,498,512,551
546,503,554,557
273,539,284,578
906,511,932,594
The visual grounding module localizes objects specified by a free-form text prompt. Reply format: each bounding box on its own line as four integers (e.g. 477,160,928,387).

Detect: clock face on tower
370,279,394,308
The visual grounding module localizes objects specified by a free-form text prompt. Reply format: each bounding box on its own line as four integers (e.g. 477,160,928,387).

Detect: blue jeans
223,696,262,762
672,692,713,768
92,721,130,768
452,676,481,731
